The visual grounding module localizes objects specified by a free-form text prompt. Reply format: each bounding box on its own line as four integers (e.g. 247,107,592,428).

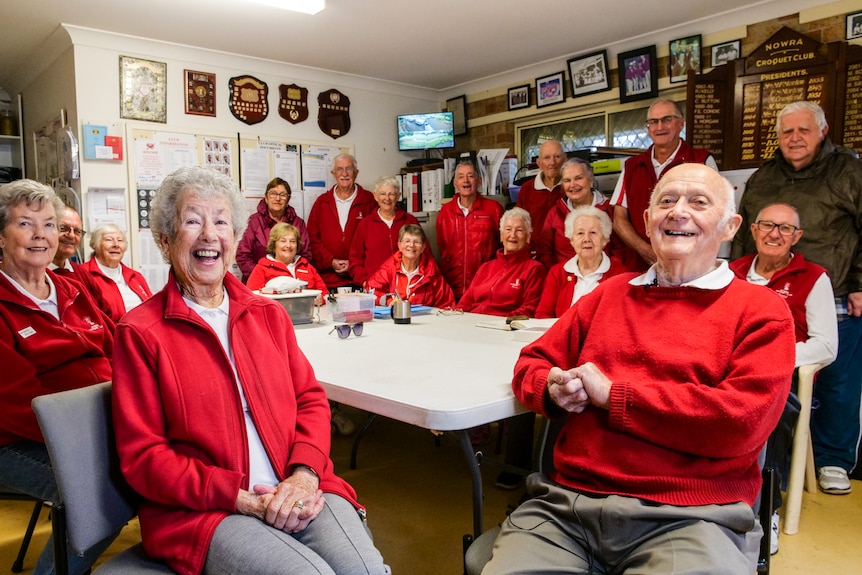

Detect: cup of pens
391,298,411,324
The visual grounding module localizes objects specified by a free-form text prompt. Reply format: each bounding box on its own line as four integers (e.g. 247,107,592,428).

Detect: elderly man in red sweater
483,163,795,574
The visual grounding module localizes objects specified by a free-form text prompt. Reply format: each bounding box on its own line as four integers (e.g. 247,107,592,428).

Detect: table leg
454,429,484,537
350,413,378,470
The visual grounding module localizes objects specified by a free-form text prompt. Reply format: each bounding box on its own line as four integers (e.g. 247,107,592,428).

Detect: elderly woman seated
0,179,116,575
247,222,327,302
80,223,153,321
535,205,628,319
349,176,419,288
366,224,454,308
458,207,545,317
535,158,616,269
112,166,388,575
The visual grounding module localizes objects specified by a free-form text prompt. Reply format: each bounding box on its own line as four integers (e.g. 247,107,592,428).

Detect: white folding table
294,309,529,537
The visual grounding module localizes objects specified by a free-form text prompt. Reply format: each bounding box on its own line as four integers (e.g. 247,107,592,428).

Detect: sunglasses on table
328,323,364,339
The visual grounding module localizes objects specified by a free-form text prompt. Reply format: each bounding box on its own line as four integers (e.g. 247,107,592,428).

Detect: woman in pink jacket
112,166,387,575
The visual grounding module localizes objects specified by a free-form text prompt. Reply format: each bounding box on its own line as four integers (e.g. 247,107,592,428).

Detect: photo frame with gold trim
185,69,216,117
120,56,167,123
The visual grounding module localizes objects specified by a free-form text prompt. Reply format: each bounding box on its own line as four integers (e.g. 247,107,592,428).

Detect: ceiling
0,0,834,93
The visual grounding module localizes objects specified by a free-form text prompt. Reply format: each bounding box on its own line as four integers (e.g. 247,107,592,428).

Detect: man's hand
570,362,613,409
332,258,349,274
547,367,589,413
848,292,862,317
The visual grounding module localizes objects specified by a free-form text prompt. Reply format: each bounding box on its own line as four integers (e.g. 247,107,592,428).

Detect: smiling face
752,204,802,261
501,216,530,254
95,230,127,268
570,215,607,260
273,229,298,264
561,162,594,206
645,164,740,275
453,164,481,200
331,156,358,194
163,192,236,296
777,109,827,171
55,207,84,263
375,184,400,216
264,184,290,218
398,232,425,261
536,141,566,186
0,201,58,275
646,100,684,149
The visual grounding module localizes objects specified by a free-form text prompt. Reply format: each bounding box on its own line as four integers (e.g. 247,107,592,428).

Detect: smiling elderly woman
111,166,388,575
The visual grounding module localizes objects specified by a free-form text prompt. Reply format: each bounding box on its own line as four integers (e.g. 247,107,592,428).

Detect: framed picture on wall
567,50,611,98
446,95,468,136
535,71,566,108
119,56,167,123
617,46,658,103
669,34,702,83
507,84,531,111
711,40,741,66
847,12,862,39
185,69,216,117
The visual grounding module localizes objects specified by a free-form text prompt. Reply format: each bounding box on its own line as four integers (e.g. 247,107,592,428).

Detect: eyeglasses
645,115,681,128
58,225,86,236
333,167,356,174
267,192,290,199
329,323,364,339
755,220,800,236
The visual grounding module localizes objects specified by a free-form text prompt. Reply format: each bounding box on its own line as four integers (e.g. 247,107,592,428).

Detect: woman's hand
236,467,325,534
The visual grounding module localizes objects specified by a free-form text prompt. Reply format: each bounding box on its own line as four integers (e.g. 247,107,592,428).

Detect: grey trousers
203,494,389,575
482,473,759,575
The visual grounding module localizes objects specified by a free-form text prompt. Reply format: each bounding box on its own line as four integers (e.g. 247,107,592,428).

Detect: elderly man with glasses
48,205,106,311
611,99,717,271
732,100,862,495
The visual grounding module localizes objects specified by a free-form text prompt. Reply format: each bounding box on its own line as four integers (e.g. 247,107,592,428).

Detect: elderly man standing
516,140,565,238
483,164,795,574
436,161,504,300
307,153,376,290
732,100,862,494
49,205,103,302
611,99,717,271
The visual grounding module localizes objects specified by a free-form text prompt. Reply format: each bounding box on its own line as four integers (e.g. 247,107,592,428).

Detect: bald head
536,140,566,187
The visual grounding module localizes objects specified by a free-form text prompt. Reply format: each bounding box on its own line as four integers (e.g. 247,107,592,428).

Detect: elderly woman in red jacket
81,223,153,321
246,222,327,302
112,166,387,575
366,224,454,308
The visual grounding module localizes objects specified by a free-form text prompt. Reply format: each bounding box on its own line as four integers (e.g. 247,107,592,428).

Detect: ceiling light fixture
247,0,325,15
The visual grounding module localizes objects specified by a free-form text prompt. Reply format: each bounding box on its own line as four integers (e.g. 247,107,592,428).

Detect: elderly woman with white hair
80,223,152,321
535,205,628,319
458,207,545,317
112,166,388,575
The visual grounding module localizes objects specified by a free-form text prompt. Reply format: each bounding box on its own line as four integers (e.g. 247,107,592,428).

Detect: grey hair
0,179,65,230
373,176,401,197
398,223,426,243
561,158,596,188
89,223,126,251
331,153,358,171
454,160,480,179
776,101,828,136
648,99,684,119
150,167,248,262
564,205,612,241
500,206,532,234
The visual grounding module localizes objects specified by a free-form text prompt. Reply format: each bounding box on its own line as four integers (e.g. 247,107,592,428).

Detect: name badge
18,326,36,338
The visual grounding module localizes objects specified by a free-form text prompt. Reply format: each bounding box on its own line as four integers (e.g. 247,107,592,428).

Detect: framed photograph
617,46,658,103
669,34,702,83
567,50,611,98
446,95,467,136
507,84,531,111
119,56,167,123
711,40,741,67
847,12,862,40
185,69,216,117
535,71,566,108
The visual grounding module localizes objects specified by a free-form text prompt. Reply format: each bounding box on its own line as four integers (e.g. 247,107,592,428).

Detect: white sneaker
770,511,779,555
818,466,852,494
331,407,356,436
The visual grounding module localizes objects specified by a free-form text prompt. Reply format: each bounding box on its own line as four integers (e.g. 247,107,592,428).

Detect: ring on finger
293,500,304,511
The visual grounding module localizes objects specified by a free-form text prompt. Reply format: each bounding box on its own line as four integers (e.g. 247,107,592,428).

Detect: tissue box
259,289,321,324
327,293,374,324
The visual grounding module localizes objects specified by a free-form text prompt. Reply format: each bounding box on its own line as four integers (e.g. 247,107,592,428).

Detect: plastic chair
0,489,44,572
32,382,175,574
783,362,826,535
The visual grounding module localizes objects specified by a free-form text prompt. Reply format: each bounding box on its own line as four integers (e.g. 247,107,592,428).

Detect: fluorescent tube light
247,0,325,15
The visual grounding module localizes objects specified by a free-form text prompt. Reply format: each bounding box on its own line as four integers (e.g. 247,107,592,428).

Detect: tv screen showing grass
397,112,455,151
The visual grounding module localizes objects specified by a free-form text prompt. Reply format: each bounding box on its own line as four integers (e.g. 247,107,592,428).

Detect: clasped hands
236,469,324,534
546,362,612,412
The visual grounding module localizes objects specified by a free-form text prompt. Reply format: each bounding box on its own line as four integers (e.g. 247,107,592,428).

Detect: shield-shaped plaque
317,89,351,139
229,75,269,125
279,84,309,124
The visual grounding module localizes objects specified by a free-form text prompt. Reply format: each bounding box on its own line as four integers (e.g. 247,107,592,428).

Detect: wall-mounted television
397,112,455,151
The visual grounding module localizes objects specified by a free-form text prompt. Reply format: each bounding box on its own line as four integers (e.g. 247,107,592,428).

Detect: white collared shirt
629,259,735,289
335,185,358,230
1,269,60,320
564,253,612,305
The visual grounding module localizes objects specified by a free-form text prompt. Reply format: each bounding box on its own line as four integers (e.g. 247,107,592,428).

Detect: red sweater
0,271,113,444
436,196,504,300
306,185,376,288
245,256,328,293
366,250,455,309
535,256,628,318
458,248,546,317
514,274,795,507
80,258,153,322
516,176,563,240
113,272,360,575
348,209,419,287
